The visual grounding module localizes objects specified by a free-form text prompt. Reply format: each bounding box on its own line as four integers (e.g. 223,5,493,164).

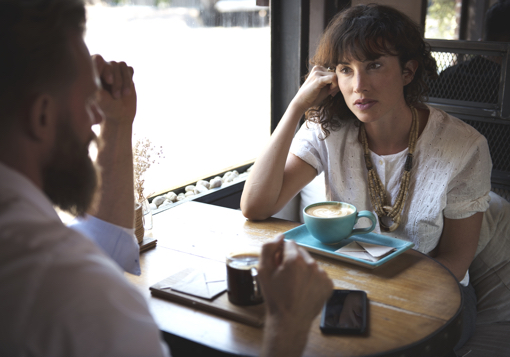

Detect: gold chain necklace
360,106,419,232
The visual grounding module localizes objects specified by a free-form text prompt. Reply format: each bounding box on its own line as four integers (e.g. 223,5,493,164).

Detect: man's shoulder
0,219,148,355
0,217,109,265
0,217,129,301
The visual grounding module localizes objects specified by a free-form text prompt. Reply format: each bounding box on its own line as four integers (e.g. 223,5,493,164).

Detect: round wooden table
127,201,463,357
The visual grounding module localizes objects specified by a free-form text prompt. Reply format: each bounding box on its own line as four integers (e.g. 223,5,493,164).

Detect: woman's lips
354,99,377,110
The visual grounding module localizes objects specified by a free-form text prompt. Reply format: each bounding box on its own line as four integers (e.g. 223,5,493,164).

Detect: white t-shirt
291,105,491,283
0,163,169,357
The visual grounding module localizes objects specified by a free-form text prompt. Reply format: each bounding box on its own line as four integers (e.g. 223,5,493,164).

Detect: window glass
85,1,270,197
425,0,460,40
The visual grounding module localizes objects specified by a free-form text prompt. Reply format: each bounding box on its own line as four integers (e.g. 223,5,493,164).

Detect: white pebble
185,185,195,192
160,199,172,207
222,171,233,182
153,195,166,207
209,177,222,188
194,185,209,195
176,194,186,201
165,191,177,202
185,191,195,197
149,203,158,210
196,180,210,189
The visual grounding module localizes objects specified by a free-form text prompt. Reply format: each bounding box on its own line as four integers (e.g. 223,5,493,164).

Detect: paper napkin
335,241,396,262
157,265,227,300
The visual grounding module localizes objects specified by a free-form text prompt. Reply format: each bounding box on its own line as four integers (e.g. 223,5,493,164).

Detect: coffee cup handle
351,211,377,236
251,267,262,300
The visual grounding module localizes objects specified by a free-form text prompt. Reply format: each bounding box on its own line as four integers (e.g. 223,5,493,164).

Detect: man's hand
88,55,136,229
258,235,333,357
92,54,137,126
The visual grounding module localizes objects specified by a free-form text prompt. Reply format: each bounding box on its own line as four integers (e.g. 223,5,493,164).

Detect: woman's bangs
336,34,395,64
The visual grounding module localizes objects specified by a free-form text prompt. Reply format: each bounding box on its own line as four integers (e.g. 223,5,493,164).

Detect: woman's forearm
242,66,338,220
431,213,483,282
241,102,307,220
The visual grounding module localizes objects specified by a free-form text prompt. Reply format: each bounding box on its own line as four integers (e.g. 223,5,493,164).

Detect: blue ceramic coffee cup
303,202,377,245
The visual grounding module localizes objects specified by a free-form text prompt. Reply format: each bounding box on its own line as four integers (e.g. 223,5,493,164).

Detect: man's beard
42,118,101,217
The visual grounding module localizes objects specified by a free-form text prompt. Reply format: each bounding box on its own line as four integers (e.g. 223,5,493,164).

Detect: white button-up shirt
0,163,169,356
70,214,141,275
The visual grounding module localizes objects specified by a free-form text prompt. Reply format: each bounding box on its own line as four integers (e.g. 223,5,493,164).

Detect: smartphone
320,289,367,334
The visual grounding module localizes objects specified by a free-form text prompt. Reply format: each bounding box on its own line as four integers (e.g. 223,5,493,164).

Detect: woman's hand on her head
290,65,340,113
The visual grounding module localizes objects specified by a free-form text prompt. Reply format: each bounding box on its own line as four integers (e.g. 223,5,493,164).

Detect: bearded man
0,0,166,354
0,1,333,356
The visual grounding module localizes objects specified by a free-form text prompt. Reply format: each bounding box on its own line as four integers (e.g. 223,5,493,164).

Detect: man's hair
0,0,86,134
485,0,510,42
307,4,437,138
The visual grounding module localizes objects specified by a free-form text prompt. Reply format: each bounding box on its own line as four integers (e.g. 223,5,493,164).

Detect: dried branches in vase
134,136,164,203
133,136,164,243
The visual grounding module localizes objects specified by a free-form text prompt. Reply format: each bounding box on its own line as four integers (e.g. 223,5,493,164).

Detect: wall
309,0,426,59
352,0,424,27
309,0,325,58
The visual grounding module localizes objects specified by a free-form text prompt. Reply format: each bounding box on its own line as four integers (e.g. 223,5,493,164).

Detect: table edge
363,250,464,357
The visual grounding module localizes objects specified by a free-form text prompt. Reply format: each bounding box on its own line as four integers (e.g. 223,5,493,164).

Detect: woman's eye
368,63,381,69
339,67,350,74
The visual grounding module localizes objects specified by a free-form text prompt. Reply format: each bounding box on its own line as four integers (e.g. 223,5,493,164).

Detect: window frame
151,0,313,211
155,0,506,211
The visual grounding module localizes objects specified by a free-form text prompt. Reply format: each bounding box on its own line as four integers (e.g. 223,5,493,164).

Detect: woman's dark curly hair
307,4,438,138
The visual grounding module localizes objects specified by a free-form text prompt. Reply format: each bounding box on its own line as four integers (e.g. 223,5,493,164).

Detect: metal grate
428,51,502,104
424,40,510,196
492,187,510,202
462,119,510,173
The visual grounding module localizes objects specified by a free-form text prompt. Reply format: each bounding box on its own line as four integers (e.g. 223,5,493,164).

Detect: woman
241,4,491,349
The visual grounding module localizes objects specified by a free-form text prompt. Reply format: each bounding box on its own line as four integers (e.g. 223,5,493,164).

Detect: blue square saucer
284,225,414,269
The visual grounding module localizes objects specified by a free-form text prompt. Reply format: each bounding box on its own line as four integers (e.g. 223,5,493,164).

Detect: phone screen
320,290,367,334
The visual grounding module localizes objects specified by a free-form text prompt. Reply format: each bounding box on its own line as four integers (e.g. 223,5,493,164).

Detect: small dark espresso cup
226,248,263,306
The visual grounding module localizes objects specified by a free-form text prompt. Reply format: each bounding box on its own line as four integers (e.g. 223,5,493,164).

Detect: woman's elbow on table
240,197,274,221
241,204,272,221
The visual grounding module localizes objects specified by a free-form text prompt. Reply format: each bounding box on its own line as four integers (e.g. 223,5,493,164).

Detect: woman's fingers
287,64,339,112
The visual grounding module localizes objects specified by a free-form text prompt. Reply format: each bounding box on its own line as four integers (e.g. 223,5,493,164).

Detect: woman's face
335,54,415,125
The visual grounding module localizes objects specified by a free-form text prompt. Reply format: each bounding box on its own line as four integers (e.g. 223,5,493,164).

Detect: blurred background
85,0,270,197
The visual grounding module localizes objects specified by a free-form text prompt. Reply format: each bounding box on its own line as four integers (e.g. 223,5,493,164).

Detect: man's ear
402,60,419,85
27,94,58,141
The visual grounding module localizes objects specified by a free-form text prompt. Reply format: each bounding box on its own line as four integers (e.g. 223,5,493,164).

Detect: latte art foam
306,204,354,218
